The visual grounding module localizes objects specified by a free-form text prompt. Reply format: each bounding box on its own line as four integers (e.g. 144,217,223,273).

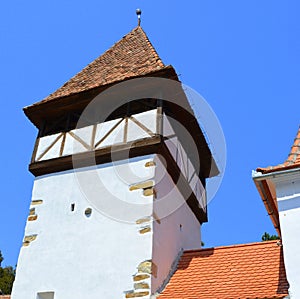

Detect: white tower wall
12,154,202,299
12,157,155,299
152,156,201,293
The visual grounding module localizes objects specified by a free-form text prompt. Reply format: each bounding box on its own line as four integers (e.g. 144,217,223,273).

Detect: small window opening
71,203,75,212
37,292,54,299
85,208,92,218
179,224,183,231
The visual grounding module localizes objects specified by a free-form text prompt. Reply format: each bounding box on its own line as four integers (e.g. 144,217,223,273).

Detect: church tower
12,24,217,299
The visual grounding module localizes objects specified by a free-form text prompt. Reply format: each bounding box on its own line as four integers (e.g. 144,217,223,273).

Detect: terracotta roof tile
34,26,166,106
0,296,11,299
257,126,300,174
158,241,289,299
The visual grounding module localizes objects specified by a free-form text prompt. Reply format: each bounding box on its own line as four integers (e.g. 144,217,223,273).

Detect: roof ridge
183,240,279,254
286,127,300,163
257,125,300,173
136,26,165,68
47,26,163,95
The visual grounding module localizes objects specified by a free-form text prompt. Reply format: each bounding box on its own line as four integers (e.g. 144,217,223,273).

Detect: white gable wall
12,156,155,299
273,171,300,298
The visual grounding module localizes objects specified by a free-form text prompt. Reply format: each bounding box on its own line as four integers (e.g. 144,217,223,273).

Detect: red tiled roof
158,241,289,299
0,296,11,299
257,126,300,174
34,26,166,106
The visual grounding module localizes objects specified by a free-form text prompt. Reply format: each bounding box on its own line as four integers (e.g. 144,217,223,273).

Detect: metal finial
136,8,142,26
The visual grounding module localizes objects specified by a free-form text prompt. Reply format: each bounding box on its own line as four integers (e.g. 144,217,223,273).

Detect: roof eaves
24,65,177,111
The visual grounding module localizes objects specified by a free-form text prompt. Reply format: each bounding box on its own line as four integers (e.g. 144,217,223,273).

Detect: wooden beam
29,135,162,177
158,142,208,224
31,136,40,163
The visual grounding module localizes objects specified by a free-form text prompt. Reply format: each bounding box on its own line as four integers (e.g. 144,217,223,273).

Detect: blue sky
1,1,299,267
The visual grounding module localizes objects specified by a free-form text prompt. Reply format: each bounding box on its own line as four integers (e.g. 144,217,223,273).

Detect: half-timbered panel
95,118,125,148
35,133,63,162
32,109,158,163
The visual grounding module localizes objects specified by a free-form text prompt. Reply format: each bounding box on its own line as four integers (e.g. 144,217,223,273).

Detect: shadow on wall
277,248,289,295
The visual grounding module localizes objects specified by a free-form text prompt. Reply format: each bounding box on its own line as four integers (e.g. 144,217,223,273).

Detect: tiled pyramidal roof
40,26,166,104
158,241,289,299
258,126,300,173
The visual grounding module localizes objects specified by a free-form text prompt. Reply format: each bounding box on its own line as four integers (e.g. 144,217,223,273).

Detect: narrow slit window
71,203,75,212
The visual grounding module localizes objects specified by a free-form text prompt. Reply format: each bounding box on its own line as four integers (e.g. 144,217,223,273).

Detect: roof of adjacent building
257,126,300,174
158,241,289,299
0,296,11,299
31,25,167,107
